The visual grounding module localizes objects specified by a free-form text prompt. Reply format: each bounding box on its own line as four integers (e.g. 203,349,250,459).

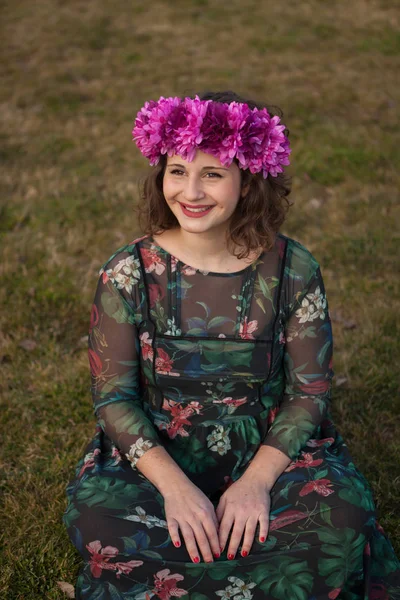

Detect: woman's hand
163,481,221,563
216,475,271,559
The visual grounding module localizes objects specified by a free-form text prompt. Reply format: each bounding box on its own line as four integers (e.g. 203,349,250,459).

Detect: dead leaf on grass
57,581,75,598
330,310,357,330
19,339,37,351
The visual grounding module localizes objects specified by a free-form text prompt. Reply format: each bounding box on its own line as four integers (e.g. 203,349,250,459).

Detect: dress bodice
89,231,334,470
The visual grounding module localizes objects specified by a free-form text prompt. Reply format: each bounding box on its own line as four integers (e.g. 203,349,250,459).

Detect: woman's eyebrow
167,163,229,171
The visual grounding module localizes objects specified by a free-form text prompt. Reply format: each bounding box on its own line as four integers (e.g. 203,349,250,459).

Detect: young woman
63,91,400,599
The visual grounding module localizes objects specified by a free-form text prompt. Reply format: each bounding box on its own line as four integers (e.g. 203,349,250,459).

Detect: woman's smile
179,203,215,218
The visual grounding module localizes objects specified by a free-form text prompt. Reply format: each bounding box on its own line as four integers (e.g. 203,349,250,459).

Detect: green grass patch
358,29,400,56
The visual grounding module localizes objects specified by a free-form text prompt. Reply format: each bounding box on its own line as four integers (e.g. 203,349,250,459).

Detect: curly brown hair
134,90,293,258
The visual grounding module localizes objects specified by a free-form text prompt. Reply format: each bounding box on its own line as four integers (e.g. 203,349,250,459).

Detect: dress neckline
147,235,264,277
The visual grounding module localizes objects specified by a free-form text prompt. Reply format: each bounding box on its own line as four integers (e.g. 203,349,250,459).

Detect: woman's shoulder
277,232,320,279
99,234,151,273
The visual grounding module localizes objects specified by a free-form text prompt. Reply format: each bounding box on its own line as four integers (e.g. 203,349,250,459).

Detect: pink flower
267,406,279,426
238,316,258,339
269,509,306,531
86,541,143,579
285,451,323,472
88,349,102,377
87,540,119,578
159,399,202,438
306,437,335,448
299,478,334,497
111,446,122,464
140,331,154,361
298,379,330,394
213,396,248,408
114,560,145,580
152,568,188,599
142,248,166,275
155,348,176,375
78,448,101,477
89,304,99,333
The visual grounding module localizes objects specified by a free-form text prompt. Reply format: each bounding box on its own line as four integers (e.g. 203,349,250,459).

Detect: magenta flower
132,95,291,177
174,96,211,161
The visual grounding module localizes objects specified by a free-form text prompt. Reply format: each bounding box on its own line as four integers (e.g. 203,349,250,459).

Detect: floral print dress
63,232,400,600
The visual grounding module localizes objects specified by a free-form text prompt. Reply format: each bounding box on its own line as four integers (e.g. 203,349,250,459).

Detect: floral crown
132,95,291,178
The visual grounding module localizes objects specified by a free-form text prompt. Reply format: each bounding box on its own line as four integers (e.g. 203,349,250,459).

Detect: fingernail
213,552,220,558
241,550,248,557
260,536,266,542
193,556,200,563
228,553,235,560
220,545,224,552
174,540,181,547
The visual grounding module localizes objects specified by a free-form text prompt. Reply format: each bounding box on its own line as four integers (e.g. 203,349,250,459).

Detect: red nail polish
214,552,220,558
174,540,181,547
220,545,224,552
228,553,235,560
193,556,200,563
241,550,248,557
260,536,266,542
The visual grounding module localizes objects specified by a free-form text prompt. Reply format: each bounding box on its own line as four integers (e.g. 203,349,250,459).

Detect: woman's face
162,150,246,235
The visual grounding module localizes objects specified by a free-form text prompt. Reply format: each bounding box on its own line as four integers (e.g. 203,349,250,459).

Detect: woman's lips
180,204,215,218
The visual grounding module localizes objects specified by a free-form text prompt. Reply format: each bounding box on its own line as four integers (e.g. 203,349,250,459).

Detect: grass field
1,0,399,597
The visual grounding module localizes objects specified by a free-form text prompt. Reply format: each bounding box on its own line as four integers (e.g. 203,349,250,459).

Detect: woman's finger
239,516,258,557
191,521,214,563
179,521,201,563
202,514,221,558
226,517,246,560
168,517,181,548
218,510,235,555
258,512,270,543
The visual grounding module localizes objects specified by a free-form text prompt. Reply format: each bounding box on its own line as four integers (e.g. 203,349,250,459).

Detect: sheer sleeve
88,250,163,470
262,262,334,460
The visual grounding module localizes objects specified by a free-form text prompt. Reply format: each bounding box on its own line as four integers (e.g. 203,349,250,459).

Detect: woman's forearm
135,440,292,497
135,445,193,496
240,444,292,492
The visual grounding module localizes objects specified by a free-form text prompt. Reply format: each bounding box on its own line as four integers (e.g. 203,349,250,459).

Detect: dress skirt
63,417,400,600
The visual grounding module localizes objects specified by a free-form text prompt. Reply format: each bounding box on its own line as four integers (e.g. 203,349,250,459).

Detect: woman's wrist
135,445,193,496
240,444,292,492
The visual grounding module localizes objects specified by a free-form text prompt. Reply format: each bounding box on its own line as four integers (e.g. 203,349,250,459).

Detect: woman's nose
183,177,205,202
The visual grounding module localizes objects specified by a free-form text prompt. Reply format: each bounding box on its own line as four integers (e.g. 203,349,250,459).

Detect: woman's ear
241,183,250,198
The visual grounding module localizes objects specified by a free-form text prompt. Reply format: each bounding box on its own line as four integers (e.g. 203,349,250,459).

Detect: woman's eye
169,170,221,178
